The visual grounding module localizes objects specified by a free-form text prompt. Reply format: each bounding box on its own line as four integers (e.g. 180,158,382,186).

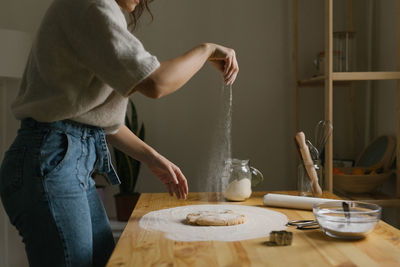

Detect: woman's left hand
107,125,188,199
148,153,188,200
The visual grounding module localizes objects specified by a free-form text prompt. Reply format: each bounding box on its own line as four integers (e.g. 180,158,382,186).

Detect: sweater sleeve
64,1,160,97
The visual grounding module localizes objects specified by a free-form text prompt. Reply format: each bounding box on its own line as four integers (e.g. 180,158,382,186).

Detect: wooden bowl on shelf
333,167,393,194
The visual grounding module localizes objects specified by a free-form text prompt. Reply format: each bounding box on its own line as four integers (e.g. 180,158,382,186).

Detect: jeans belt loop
95,131,121,185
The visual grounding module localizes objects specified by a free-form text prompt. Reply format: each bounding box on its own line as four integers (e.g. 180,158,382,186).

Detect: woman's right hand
208,44,239,85
132,43,239,98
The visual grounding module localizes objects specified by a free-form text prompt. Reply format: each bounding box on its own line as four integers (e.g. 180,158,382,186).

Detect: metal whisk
314,120,333,158
306,139,319,160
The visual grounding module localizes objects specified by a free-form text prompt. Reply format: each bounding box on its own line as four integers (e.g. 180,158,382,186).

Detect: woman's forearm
107,125,189,199
106,125,157,166
133,43,217,98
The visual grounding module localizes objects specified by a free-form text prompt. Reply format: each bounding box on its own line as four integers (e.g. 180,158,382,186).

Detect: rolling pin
295,132,323,196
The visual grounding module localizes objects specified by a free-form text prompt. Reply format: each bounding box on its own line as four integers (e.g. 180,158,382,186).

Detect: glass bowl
313,201,381,240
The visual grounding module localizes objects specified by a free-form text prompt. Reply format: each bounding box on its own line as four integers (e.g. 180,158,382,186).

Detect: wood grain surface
106,191,400,267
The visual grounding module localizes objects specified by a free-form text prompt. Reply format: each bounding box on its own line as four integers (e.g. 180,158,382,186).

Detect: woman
0,0,238,266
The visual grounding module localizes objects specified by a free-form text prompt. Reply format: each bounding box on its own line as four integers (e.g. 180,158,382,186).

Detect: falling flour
138,204,288,242
202,84,233,199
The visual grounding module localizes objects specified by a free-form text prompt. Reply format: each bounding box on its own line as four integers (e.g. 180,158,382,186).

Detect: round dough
186,209,247,226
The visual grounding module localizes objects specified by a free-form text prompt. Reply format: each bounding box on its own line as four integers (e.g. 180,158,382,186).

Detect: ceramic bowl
313,201,381,240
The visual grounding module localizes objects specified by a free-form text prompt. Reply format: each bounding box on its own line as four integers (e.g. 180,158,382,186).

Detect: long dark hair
130,0,154,30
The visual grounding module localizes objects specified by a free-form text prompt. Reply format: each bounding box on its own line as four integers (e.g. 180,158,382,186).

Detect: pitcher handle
250,167,264,187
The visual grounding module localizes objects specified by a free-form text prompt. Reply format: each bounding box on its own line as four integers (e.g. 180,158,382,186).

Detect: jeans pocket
0,147,26,198
40,130,70,177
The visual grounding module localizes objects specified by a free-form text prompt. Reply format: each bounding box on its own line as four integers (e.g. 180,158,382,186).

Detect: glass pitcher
222,159,264,201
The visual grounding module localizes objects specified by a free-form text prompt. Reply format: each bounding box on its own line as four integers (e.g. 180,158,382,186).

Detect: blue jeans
0,118,120,267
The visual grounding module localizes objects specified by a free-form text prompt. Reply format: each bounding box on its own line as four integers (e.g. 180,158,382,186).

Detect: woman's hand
208,44,239,85
148,153,188,200
107,125,188,199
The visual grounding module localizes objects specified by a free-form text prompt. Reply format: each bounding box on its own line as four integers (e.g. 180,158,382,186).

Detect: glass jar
333,31,355,72
222,159,264,201
298,160,324,197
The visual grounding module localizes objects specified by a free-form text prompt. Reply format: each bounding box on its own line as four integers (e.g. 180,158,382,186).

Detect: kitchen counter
106,191,400,266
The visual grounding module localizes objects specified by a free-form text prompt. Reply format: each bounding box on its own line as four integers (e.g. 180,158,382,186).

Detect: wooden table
107,191,400,266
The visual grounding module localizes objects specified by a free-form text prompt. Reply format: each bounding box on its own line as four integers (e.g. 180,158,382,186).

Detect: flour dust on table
139,205,288,242
203,84,233,200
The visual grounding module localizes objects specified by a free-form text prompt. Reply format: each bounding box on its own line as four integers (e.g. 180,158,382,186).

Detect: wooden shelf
299,71,400,87
298,75,351,87
332,71,400,81
298,76,324,86
293,0,400,198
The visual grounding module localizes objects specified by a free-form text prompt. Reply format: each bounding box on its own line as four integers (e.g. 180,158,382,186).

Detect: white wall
132,0,295,195
0,1,51,33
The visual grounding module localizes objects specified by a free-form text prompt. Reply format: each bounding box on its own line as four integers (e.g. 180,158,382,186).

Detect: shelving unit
293,0,400,199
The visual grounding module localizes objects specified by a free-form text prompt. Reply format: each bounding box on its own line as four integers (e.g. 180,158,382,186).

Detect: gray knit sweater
12,0,160,133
